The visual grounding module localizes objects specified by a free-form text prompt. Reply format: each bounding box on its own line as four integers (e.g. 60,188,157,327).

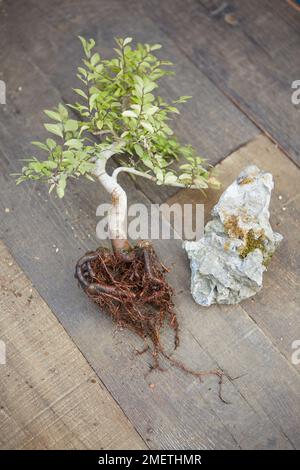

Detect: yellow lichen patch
223,241,231,251
238,176,255,185
224,215,245,240
262,251,274,267
238,229,266,259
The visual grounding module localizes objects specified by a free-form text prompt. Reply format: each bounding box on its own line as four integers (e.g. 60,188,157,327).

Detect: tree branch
112,166,200,189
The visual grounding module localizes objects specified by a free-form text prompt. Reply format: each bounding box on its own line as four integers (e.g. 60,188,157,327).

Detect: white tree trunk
93,146,130,251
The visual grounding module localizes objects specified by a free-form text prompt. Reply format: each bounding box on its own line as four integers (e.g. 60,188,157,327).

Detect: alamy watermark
0,340,6,365
0,80,6,105
291,80,300,105
96,203,204,241
291,340,300,365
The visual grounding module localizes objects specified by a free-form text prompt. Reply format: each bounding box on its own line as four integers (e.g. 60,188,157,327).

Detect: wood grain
0,241,146,450
0,0,299,450
141,0,300,167
1,126,300,448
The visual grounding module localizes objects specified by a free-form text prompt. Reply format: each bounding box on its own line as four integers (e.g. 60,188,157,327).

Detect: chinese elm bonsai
17,37,226,400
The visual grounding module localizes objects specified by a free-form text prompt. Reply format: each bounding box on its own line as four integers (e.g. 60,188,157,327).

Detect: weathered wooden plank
0,2,299,450
0,120,239,450
167,135,300,370
0,241,146,450
141,0,300,167
0,51,241,450
0,0,258,203
0,113,299,448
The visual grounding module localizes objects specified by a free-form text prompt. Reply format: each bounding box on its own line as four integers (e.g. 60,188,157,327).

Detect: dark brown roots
75,241,228,403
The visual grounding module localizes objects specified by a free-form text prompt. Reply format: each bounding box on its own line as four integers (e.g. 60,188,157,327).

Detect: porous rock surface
184,165,283,306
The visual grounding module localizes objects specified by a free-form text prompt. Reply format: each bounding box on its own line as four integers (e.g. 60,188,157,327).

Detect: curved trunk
93,148,131,253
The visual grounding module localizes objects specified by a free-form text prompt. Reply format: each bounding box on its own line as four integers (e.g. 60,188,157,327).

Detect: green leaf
89,93,99,109
44,109,62,121
64,147,76,156
46,138,57,150
122,110,137,118
17,37,214,198
31,141,48,151
179,164,192,170
131,104,141,113
154,167,164,182
64,119,79,132
85,174,95,182
56,174,67,198
58,103,69,119
79,124,89,136
179,173,191,180
144,105,159,116
78,67,87,77
133,144,144,158
134,76,144,89
141,121,154,133
91,52,100,66
167,106,180,114
174,95,192,104
78,36,88,55
49,183,56,194
123,37,133,46
64,139,83,149
78,36,95,58
73,88,88,100
193,178,208,189
44,123,63,138
164,173,178,184
142,157,154,170
44,161,57,170
150,44,162,51
144,81,157,94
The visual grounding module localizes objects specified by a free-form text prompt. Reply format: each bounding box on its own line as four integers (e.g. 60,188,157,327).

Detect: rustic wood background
0,0,299,449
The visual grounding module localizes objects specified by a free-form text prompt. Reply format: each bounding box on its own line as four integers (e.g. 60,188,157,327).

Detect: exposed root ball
75,241,228,403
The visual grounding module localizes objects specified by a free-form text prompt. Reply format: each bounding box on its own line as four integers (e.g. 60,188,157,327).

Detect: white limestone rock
184,165,283,306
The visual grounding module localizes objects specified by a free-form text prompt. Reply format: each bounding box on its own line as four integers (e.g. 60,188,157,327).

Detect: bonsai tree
17,38,225,400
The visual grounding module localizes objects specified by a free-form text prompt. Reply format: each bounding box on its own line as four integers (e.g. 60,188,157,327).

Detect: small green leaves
64,119,79,132
141,121,154,133
64,138,83,149
150,44,162,51
133,144,144,158
46,138,57,150
17,37,219,198
144,105,159,116
123,37,133,46
122,110,138,118
73,88,88,100
79,36,95,59
56,174,67,198
31,141,49,151
143,80,157,94
164,172,178,184
44,123,63,138
174,95,192,104
58,103,69,119
90,52,100,66
44,109,62,121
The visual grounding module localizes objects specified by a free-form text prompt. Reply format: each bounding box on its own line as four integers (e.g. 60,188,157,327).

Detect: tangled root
75,241,228,403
